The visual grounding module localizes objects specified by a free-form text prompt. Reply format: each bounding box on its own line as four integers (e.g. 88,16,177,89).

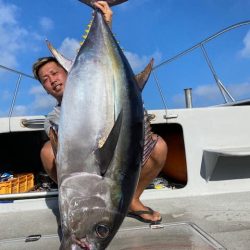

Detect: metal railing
0,64,35,118
1,20,250,119
152,20,250,110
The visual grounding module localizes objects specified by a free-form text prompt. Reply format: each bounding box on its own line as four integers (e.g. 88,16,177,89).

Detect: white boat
0,21,250,250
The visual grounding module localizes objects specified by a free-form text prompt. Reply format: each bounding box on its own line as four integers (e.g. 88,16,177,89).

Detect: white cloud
39,17,54,32
0,0,17,25
13,105,28,116
172,83,221,108
172,92,185,108
239,30,250,58
0,1,27,67
9,84,56,116
11,91,55,116
193,84,220,101
124,50,162,73
0,1,47,69
0,51,17,68
0,0,46,69
228,82,250,100
172,81,250,108
29,84,56,112
32,94,55,110
56,39,162,73
29,85,45,95
1,89,11,101
58,37,80,60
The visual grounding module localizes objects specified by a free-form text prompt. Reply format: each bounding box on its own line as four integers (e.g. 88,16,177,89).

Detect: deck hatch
0,222,226,249
108,222,226,249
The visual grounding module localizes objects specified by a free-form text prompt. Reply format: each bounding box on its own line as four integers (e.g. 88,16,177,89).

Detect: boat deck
121,191,250,250
1,191,250,249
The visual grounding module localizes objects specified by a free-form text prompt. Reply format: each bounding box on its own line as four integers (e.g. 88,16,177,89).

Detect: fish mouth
73,235,92,250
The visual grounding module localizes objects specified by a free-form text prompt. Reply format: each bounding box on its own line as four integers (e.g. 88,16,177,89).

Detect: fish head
69,200,122,249
60,174,123,249
68,207,121,250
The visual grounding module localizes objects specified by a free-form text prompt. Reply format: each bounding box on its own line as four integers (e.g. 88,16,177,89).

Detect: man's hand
94,1,113,25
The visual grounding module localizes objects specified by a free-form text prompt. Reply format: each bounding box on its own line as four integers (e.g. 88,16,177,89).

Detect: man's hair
32,56,60,81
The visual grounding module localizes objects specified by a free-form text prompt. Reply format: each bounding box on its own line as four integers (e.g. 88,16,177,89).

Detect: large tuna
54,0,147,249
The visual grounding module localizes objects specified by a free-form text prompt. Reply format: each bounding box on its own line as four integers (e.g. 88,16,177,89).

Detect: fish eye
95,224,110,239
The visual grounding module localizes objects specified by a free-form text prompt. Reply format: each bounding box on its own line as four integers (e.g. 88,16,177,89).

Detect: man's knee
40,141,56,170
150,135,168,166
157,136,168,154
40,141,58,183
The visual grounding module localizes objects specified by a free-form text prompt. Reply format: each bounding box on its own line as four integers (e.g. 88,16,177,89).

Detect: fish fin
78,0,127,8
79,17,94,47
95,110,123,176
49,127,58,157
46,39,74,72
135,58,154,91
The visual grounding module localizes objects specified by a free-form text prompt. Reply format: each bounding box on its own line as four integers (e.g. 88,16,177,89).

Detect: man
33,1,167,224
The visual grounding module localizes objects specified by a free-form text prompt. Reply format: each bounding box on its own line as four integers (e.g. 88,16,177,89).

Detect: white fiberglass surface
108,222,225,250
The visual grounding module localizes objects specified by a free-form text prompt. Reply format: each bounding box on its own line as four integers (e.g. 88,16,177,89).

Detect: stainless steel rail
1,20,250,117
0,64,35,120
152,20,250,107
0,64,34,79
0,191,58,200
154,20,250,70
21,119,45,127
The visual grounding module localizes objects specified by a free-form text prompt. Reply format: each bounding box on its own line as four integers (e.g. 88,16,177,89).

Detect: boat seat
205,147,250,156
202,147,250,181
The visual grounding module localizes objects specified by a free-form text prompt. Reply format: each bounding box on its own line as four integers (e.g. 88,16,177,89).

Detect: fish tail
78,0,128,8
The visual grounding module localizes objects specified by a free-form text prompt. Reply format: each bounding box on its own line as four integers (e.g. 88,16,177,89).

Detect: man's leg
129,135,168,222
40,141,58,183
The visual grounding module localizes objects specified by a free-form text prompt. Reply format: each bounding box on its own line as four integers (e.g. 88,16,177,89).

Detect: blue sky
0,0,250,116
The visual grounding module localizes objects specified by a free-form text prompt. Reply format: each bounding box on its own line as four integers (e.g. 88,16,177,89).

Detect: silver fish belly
57,10,144,250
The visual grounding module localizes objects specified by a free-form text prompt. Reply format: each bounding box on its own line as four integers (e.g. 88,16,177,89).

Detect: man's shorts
142,109,158,166
44,106,157,166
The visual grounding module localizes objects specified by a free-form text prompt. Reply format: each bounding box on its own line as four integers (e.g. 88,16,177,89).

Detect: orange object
0,173,35,195
26,173,34,191
15,173,35,193
10,178,19,194
18,175,28,193
0,181,11,195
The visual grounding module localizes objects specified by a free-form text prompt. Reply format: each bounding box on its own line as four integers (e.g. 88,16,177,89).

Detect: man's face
38,61,67,102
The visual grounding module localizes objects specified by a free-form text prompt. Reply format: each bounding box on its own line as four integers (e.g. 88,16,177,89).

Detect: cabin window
147,123,188,190
0,131,57,196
